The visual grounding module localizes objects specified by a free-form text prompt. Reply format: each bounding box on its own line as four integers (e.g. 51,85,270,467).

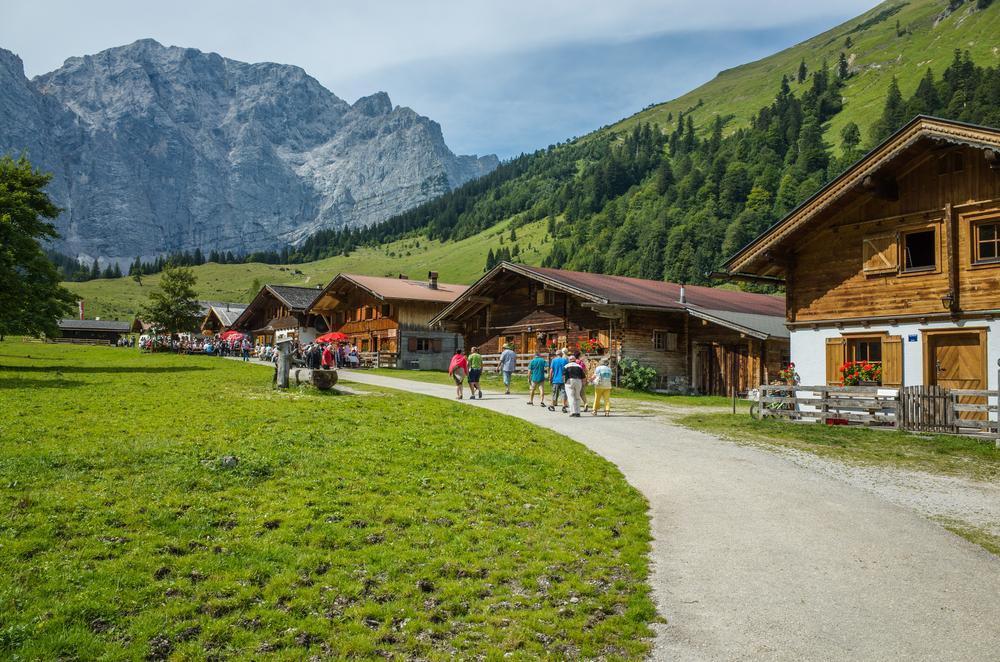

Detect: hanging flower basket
841,361,881,386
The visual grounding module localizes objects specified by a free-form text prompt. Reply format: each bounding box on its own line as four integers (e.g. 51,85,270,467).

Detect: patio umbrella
316,331,348,343
219,329,245,341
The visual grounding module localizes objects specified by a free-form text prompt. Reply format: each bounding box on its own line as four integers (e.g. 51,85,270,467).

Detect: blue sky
1,1,877,158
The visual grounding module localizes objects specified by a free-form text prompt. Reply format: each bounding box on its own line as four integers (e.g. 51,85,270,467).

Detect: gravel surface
340,371,1000,661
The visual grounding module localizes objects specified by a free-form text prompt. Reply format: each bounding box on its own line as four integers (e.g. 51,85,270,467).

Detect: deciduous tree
140,265,201,335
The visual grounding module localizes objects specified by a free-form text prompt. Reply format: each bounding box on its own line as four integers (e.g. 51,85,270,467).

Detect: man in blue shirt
527,350,548,406
548,349,569,413
498,343,517,394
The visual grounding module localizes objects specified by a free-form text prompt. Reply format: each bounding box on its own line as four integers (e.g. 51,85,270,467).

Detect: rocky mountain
0,39,498,264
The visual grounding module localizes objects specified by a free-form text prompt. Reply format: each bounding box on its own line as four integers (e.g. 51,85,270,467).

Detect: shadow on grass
0,377,87,390
0,365,210,374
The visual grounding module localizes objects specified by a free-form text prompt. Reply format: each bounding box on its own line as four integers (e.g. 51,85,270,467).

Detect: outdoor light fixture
940,293,955,308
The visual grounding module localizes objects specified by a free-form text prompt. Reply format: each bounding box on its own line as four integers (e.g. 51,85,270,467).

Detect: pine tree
840,122,862,162
140,266,201,335
113,263,123,278
90,259,100,280
870,76,907,144
797,59,808,84
837,52,849,80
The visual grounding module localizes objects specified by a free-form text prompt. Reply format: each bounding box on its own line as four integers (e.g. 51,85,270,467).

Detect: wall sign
907,334,918,342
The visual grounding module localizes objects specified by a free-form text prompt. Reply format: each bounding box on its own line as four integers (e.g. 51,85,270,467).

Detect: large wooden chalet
231,285,326,344
723,116,1000,391
430,262,789,395
308,272,467,370
200,303,248,335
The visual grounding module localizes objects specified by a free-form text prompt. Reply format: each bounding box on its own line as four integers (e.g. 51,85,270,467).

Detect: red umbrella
219,329,245,341
316,331,348,343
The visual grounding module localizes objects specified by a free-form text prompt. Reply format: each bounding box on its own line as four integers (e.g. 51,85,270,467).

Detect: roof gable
724,116,1000,276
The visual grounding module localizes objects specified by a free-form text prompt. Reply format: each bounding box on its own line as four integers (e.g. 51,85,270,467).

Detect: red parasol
315,331,348,343
219,329,246,341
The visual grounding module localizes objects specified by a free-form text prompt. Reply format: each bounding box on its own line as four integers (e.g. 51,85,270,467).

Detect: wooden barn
308,272,467,369
723,116,1000,391
200,303,248,335
430,262,789,395
230,285,326,344
54,319,131,344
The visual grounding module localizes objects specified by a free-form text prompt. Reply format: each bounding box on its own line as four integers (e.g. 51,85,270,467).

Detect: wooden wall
789,146,1000,323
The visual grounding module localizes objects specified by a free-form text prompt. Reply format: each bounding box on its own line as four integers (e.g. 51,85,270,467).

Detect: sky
0,1,878,158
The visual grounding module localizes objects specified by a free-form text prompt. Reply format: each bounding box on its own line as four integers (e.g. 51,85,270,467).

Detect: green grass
64,217,552,321
679,412,999,481
0,342,655,659
612,0,1000,152
367,368,743,408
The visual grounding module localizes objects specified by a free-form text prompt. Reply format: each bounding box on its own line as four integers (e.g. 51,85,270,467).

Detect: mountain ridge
0,39,498,264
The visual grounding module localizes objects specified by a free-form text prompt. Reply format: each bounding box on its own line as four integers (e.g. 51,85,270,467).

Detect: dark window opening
903,230,936,271
975,222,1000,264
850,339,882,364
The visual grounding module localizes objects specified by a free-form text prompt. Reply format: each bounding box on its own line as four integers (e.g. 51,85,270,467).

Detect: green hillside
613,0,1000,149
65,218,552,320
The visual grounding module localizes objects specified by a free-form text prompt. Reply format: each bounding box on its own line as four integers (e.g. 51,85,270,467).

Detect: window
974,221,1000,264
380,303,392,317
536,289,556,306
653,330,677,351
848,338,882,365
415,338,431,352
902,229,936,272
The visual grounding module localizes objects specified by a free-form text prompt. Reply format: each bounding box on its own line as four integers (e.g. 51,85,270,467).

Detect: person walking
564,351,586,417
241,337,251,362
591,357,613,416
321,343,334,370
467,346,484,399
548,349,568,413
448,348,469,399
498,343,517,395
527,350,548,406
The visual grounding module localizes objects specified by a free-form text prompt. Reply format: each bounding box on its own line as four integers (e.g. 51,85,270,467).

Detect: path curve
338,371,1000,660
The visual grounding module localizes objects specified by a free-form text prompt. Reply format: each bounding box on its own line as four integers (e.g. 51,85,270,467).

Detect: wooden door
928,332,985,421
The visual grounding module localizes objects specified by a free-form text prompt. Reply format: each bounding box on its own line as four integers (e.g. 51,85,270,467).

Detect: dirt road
339,371,1000,661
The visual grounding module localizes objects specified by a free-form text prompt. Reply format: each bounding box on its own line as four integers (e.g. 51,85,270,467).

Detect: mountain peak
352,92,394,117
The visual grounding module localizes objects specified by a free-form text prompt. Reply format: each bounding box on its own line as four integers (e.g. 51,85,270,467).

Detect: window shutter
536,290,546,306
825,337,846,385
407,336,417,352
431,339,442,353
862,233,898,274
881,335,903,387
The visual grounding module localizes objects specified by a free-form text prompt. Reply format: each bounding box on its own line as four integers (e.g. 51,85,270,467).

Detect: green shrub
619,358,658,391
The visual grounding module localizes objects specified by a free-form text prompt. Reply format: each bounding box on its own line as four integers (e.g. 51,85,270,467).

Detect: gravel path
339,371,1000,661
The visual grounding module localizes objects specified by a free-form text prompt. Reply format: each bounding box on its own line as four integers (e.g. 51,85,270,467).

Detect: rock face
0,40,498,263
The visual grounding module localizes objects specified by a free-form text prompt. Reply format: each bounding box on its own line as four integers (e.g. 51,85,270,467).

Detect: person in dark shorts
467,346,484,399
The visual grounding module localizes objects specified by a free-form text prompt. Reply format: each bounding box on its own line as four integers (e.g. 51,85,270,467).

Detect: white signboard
275,328,296,345
387,328,397,338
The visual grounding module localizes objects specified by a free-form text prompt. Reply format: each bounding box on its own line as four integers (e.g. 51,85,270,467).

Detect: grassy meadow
64,218,551,321
0,342,655,659
613,0,1000,151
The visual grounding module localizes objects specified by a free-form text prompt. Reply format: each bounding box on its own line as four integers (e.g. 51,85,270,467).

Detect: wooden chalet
723,116,1000,391
230,285,326,344
430,262,789,395
309,272,467,369
200,302,248,335
55,319,131,344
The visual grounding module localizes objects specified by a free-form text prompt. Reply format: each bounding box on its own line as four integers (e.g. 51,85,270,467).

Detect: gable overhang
686,308,773,340
429,262,609,327
723,116,1000,277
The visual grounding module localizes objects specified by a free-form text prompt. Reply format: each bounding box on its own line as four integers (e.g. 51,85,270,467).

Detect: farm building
55,319,131,344
308,272,467,370
231,285,326,345
200,303,248,335
723,116,1000,391
430,262,788,395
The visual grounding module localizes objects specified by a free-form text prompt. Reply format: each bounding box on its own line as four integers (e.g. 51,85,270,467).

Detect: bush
618,358,658,391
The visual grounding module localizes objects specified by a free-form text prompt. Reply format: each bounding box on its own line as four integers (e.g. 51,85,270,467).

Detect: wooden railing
756,384,899,427
756,384,1000,445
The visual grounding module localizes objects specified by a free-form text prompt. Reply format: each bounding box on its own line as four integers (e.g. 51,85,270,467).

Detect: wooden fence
756,384,1000,445
358,351,398,369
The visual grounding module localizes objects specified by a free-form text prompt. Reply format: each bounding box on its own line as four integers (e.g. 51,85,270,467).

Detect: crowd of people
448,344,614,417
136,334,252,358
290,342,361,369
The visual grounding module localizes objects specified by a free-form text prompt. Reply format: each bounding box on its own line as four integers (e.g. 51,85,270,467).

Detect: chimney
678,285,686,305
428,271,439,290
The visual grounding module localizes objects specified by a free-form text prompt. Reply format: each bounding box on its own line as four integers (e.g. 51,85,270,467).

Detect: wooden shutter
862,233,898,275
431,339,442,353
407,336,417,352
825,337,846,385
881,335,903,387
